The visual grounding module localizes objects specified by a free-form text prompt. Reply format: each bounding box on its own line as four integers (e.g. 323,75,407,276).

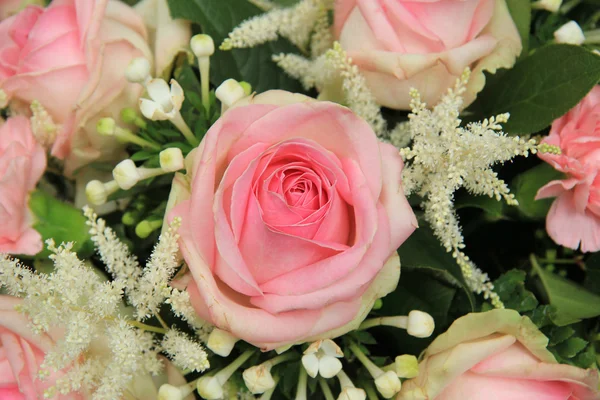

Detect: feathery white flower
30,100,57,148
162,329,210,373
399,70,539,307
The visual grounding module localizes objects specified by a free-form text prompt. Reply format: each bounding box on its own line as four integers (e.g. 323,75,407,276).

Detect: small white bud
160,148,185,172
197,376,224,400
394,355,419,379
86,180,108,206
406,310,435,338
532,0,562,12
97,118,116,136
554,21,585,45
338,388,367,400
126,57,151,84
215,79,246,109
243,365,276,394
374,371,401,399
191,34,215,58
207,328,239,357
113,159,140,190
158,384,184,400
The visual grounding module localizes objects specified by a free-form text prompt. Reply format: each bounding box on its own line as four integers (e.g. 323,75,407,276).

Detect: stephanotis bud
532,0,562,12
348,341,401,399
191,34,215,58
243,352,297,394
158,382,195,400
160,148,185,172
337,370,366,400
554,21,585,45
125,57,152,85
301,339,344,379
85,180,120,206
359,310,435,339
197,350,255,400
113,159,140,190
191,34,215,114
394,355,419,379
207,328,239,357
215,79,246,113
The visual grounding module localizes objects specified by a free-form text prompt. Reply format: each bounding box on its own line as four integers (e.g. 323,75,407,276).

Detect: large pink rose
333,0,522,109
0,0,151,174
536,86,600,253
167,90,417,351
398,310,600,400
0,116,45,256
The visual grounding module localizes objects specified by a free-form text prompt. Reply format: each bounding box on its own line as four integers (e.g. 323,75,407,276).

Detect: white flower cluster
0,210,210,399
399,69,539,307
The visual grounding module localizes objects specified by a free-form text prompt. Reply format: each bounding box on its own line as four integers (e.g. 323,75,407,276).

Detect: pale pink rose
333,0,522,110
536,86,600,253
0,116,45,256
167,90,418,350
398,310,600,400
0,0,151,175
0,295,191,399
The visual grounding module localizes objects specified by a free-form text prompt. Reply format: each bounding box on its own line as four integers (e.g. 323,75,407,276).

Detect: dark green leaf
511,163,564,219
476,44,600,135
398,215,475,308
493,269,538,312
167,0,304,94
547,325,575,346
29,190,92,259
554,337,588,359
130,151,155,161
455,194,505,220
584,252,600,294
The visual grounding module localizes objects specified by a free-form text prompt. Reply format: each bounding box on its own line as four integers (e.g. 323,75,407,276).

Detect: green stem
538,258,580,265
116,127,160,150
199,57,211,116
216,349,255,384
348,341,383,379
171,112,199,147
359,316,407,330
583,29,600,44
295,365,308,400
264,351,299,368
319,379,335,400
127,320,167,334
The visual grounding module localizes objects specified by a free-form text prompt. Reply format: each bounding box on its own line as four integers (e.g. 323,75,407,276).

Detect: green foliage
473,44,600,135
511,163,564,220
455,193,505,221
492,269,596,368
29,190,93,259
584,253,600,294
532,257,600,326
167,0,304,94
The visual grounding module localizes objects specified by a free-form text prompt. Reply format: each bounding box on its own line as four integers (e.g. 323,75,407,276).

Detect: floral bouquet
1,0,600,399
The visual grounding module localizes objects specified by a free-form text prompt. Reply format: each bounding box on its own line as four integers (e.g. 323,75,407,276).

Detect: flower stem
199,57,211,116
359,316,407,330
171,112,199,146
264,351,299,368
127,320,167,334
319,379,335,400
295,364,308,400
216,349,255,384
348,341,383,379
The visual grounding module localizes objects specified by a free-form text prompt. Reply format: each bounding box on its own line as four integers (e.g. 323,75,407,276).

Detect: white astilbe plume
0,244,163,400
162,329,209,373
325,43,387,138
166,288,214,342
134,217,182,320
221,0,332,52
399,69,538,308
84,206,142,301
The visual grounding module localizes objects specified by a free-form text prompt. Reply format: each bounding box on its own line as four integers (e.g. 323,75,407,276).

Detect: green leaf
532,256,600,325
476,44,600,135
493,270,538,312
511,163,564,219
29,190,93,259
554,337,588,359
547,326,575,346
455,193,505,220
506,0,531,56
584,252,600,294
398,215,475,308
167,0,304,94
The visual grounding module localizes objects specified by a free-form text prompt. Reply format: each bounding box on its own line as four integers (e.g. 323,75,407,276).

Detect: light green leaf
506,0,531,56
476,44,600,135
532,255,600,326
511,163,564,219
29,190,93,259
167,0,304,94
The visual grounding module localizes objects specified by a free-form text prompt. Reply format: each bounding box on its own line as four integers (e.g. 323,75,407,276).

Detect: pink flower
167,90,417,351
0,0,151,175
536,86,600,253
333,0,522,110
398,310,600,400
0,116,45,256
0,0,41,21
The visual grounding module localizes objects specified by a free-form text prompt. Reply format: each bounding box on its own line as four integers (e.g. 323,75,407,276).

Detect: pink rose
0,116,45,256
0,0,151,174
167,90,417,351
0,295,191,399
333,0,522,109
398,310,600,400
536,86,600,253
0,0,41,20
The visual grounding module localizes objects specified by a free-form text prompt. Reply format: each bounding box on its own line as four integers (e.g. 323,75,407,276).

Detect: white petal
169,79,185,111
318,356,342,379
147,78,174,111
321,339,343,358
338,388,367,400
242,365,275,394
196,376,224,400
113,159,140,190
301,353,319,378
139,98,165,121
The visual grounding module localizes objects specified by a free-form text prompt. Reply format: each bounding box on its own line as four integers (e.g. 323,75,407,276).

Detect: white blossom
301,339,343,379
162,329,209,373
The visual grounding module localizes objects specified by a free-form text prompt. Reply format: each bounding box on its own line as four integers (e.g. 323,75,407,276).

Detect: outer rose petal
545,191,600,253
